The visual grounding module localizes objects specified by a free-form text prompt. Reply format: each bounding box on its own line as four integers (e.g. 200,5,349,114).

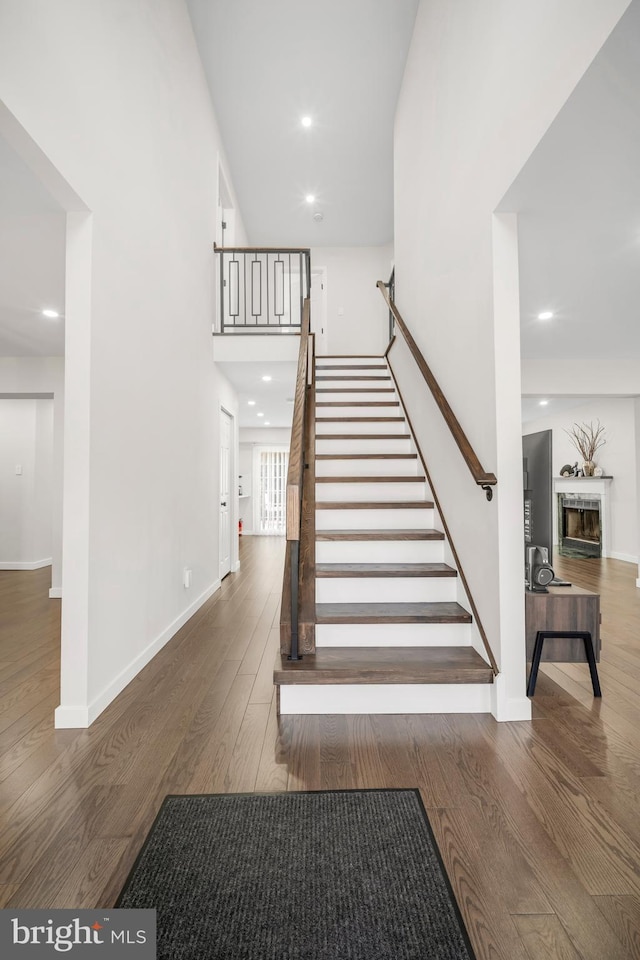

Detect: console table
524,585,601,663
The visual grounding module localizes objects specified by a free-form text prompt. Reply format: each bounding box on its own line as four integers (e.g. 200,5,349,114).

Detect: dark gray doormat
116,789,476,960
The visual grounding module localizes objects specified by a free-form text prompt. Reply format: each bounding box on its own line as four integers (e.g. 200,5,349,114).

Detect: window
253,446,289,535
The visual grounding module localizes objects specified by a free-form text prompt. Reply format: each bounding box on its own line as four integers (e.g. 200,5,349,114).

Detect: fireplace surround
553,477,612,558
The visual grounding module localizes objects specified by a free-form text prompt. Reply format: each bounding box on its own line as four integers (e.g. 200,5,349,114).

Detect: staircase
275,356,495,714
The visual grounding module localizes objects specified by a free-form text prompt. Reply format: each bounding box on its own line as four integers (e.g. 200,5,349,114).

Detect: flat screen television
522,429,553,567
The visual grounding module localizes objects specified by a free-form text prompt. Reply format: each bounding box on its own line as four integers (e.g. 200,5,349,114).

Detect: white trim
54,579,221,728
490,673,532,721
49,587,62,599
279,683,493,714
610,551,637,565
0,558,52,570
232,560,241,573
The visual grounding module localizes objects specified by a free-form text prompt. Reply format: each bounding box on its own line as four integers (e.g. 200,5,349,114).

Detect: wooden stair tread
316,401,400,407
316,453,418,460
274,646,493,685
316,601,471,624
316,416,405,423
316,388,396,393
317,434,411,441
316,562,457,578
317,475,424,483
316,501,433,510
316,364,387,370
317,529,444,540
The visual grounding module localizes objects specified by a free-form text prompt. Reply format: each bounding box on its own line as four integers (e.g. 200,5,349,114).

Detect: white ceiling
0,133,66,357
222,360,298,428
186,0,419,247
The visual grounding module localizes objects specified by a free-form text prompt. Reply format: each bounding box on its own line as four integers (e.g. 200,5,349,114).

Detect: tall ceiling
186,0,419,247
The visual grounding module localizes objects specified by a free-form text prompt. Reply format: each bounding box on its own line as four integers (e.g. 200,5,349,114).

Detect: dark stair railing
280,298,315,660
214,245,311,333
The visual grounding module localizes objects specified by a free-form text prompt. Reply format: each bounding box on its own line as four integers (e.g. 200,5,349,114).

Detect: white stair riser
279,683,492,714
316,370,393,390
316,458,419,478
316,405,400,419
316,357,383,366
316,481,427,502
316,577,457,604
316,420,407,436
316,508,433,530
316,366,387,376
316,391,397,403
316,540,445,563
316,438,414,455
316,622,470,646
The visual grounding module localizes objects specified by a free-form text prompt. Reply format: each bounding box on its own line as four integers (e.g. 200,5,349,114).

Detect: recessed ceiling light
42,309,59,319
247,400,256,406
261,375,272,382
313,211,324,223
305,194,315,204
537,311,554,321
539,399,549,406
301,116,312,128
265,421,270,426
257,412,264,417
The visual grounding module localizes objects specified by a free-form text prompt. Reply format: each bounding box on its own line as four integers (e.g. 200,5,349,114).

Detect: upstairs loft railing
281,298,315,660
214,245,311,333
377,279,497,501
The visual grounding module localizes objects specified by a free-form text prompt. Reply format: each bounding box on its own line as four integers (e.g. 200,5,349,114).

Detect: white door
219,409,232,579
311,270,328,355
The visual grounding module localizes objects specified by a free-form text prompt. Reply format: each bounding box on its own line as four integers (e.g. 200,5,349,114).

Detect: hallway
1,541,639,958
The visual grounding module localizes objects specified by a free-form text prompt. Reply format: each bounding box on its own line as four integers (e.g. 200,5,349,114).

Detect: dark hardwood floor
1,541,640,958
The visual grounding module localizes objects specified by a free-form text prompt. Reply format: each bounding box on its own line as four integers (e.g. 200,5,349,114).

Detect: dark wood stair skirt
274,646,494,685
316,562,457,578
316,601,471,624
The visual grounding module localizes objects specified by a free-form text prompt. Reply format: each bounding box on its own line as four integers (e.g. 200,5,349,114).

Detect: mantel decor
564,419,606,477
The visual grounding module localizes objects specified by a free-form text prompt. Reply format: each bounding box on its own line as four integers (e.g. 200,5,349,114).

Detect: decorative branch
564,420,606,462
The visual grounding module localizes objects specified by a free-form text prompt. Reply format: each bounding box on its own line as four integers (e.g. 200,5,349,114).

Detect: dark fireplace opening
559,495,602,557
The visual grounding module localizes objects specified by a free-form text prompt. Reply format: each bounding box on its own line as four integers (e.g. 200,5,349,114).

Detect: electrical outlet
183,568,192,589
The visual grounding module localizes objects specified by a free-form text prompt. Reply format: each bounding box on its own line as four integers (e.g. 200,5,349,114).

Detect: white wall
311,246,393,356
523,398,637,563
0,0,247,725
0,356,64,590
393,0,631,718
0,398,53,567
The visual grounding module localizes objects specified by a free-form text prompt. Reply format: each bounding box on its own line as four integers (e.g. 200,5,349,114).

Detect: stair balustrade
214,245,311,333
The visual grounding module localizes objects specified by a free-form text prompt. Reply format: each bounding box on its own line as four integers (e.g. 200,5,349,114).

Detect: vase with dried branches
564,420,606,476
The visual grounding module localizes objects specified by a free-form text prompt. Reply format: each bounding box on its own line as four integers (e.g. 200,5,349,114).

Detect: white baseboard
490,675,532,721
610,551,637,565
0,558,52,570
54,578,222,729
49,586,62,599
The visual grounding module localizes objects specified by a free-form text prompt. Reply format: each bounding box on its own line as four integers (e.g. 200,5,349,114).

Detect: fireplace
553,476,612,559
558,494,601,557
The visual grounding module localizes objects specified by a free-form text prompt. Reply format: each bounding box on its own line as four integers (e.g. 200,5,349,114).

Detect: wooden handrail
377,281,497,500
286,299,310,541
213,244,310,255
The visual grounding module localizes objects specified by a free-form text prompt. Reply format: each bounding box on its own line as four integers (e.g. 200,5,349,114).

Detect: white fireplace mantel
552,476,613,558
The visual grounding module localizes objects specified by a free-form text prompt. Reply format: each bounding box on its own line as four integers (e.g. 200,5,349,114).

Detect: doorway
219,408,233,579
311,267,328,355
253,446,289,535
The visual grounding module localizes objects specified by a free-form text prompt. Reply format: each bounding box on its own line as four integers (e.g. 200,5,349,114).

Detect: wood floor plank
512,915,583,960
592,894,640,959
253,693,290,794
